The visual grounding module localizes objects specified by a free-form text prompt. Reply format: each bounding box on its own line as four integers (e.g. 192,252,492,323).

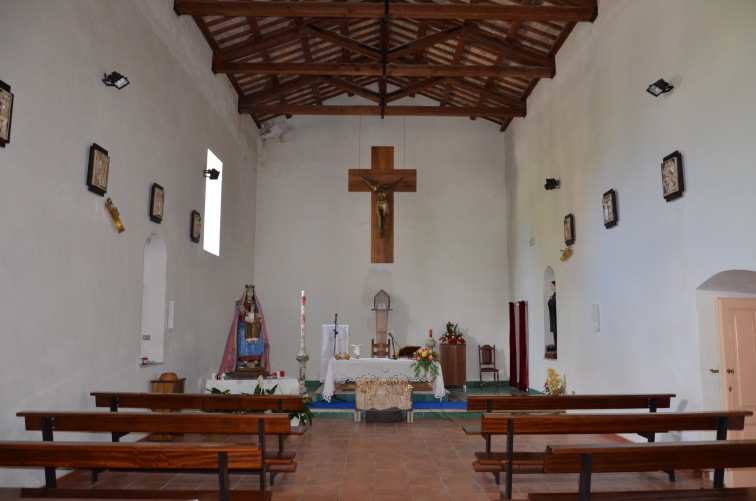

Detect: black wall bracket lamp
647,79,673,97
545,178,560,190
203,168,220,180
102,71,130,90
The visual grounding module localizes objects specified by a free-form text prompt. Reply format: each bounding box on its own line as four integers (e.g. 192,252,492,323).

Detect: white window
203,149,223,256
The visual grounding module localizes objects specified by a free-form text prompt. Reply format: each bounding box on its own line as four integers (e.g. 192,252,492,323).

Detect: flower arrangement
545,344,556,353
440,322,465,344
410,347,441,380
543,368,566,395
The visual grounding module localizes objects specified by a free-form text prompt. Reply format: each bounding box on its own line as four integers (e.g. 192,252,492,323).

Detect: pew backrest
466,394,674,413
17,411,292,437
481,410,751,437
90,392,303,412
543,439,756,474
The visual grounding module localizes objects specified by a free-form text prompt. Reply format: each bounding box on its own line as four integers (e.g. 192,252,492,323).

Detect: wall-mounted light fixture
544,178,560,190
646,79,673,97
203,168,220,180
560,246,573,262
102,71,130,90
105,198,125,233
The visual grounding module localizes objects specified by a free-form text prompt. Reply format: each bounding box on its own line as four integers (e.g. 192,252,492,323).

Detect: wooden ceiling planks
173,0,597,131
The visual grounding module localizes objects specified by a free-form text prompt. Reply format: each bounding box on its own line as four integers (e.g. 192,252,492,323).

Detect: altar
322,358,445,402
205,377,300,395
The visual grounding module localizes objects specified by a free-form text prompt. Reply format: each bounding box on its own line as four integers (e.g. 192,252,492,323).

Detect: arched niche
543,267,556,359
139,233,167,365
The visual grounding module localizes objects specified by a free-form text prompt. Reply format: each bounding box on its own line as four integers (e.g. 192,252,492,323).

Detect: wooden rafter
174,1,598,23
175,0,597,131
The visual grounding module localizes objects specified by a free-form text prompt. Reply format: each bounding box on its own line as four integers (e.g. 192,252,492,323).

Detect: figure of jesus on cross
360,176,402,238
348,146,417,263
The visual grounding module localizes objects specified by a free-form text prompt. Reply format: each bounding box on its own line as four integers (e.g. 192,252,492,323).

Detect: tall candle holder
296,290,309,396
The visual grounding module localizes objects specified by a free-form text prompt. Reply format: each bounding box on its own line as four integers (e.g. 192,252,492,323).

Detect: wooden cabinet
440,343,466,386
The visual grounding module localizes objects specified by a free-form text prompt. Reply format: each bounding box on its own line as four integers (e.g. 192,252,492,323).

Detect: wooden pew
464,394,674,485
90,391,306,481
0,441,271,501
475,410,752,499
464,394,673,468
528,440,756,501
17,411,294,486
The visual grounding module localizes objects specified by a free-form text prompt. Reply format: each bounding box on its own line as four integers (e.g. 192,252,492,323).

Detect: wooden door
718,297,756,487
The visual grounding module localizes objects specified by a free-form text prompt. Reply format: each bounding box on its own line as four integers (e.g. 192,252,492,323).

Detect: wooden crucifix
348,146,416,263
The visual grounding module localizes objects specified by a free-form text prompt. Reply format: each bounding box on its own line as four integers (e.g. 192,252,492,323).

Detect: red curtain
508,302,517,387
518,301,528,392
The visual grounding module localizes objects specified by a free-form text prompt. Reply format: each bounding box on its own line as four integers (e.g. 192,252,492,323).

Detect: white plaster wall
0,0,257,485
504,0,756,417
253,96,508,381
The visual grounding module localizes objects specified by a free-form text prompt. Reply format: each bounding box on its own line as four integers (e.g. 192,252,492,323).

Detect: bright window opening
203,149,223,256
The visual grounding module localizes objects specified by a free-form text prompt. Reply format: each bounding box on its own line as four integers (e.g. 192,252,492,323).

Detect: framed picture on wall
602,189,618,228
661,150,684,201
191,210,201,243
86,143,110,196
150,183,164,223
563,213,575,246
0,79,13,147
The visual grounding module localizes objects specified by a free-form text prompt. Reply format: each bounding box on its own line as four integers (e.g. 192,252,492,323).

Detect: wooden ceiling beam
213,17,343,64
321,76,382,104
239,75,321,105
443,77,524,108
238,104,526,117
175,1,597,22
384,77,444,104
306,25,382,61
214,62,554,78
388,26,462,62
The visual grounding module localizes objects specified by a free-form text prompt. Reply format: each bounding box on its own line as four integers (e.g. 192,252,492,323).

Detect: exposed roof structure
174,0,598,131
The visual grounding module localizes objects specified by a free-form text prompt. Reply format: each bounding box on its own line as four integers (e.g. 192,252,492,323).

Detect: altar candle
300,290,306,347
346,332,350,355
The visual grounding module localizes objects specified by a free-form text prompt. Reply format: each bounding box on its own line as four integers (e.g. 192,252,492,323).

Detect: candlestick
299,290,306,356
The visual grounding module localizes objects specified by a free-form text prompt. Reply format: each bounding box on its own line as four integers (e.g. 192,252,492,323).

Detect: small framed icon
661,150,684,201
563,213,575,246
86,144,110,196
602,189,618,228
191,210,202,243
0,79,14,147
150,183,164,223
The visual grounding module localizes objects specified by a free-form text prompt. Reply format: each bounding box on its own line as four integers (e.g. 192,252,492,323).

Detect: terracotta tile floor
59,417,713,501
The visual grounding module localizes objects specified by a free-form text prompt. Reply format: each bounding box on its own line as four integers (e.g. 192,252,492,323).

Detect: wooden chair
371,339,390,358
478,344,499,387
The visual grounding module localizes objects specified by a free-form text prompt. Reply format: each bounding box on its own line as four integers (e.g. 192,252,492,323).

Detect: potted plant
289,394,314,427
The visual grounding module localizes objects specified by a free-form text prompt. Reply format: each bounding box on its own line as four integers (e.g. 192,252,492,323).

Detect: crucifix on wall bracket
348,146,417,263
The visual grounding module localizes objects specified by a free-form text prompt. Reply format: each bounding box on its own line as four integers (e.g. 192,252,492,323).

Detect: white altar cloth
322,358,445,402
205,377,300,395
